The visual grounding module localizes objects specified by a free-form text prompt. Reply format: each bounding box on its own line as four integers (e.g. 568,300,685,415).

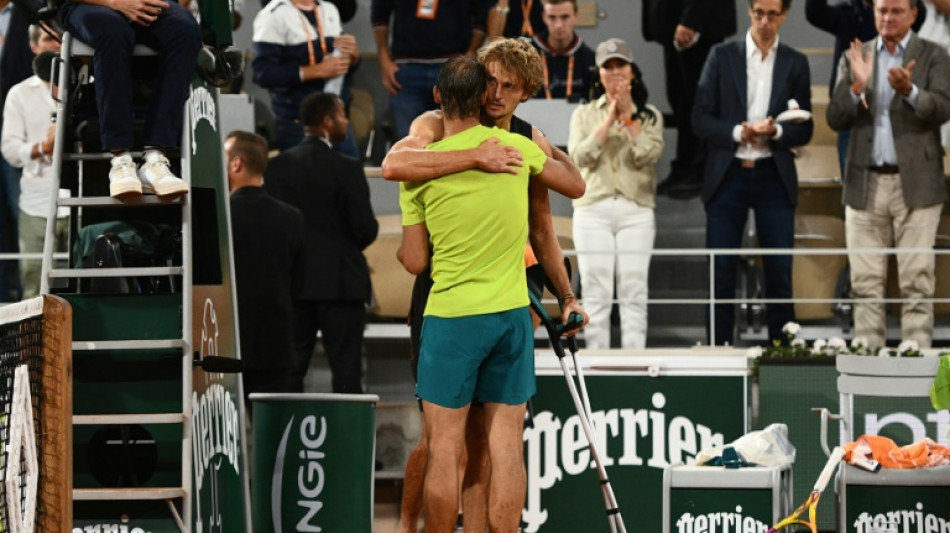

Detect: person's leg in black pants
135,2,202,148
660,39,718,198
674,40,715,176
61,4,136,151
705,162,752,345
292,300,320,391
320,301,366,394
751,161,796,343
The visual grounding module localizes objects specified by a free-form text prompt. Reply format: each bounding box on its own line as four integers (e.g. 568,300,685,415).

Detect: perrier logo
522,392,725,532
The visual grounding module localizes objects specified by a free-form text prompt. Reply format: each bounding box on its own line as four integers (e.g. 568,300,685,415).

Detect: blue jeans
390,62,441,141
705,158,795,345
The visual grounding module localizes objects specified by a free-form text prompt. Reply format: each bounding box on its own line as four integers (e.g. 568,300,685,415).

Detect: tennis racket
767,446,845,533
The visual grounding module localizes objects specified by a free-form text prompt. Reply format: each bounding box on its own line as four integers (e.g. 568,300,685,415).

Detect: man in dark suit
226,131,306,408
692,0,813,345
827,0,950,349
265,92,378,393
643,0,736,199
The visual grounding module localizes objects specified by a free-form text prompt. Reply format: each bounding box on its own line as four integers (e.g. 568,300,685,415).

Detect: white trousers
573,196,655,349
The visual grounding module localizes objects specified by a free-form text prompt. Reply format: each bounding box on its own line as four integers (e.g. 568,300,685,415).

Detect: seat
349,88,375,153
817,356,950,533
792,215,847,320
809,84,836,146
794,144,840,183
934,216,950,316
539,216,578,317
884,215,950,317
364,214,414,319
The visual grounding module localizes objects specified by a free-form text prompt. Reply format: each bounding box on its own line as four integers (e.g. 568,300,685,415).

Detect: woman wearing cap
567,38,664,349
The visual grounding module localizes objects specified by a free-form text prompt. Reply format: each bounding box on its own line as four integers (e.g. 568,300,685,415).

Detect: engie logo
853,503,949,533
522,392,725,532
676,506,769,533
272,415,328,532
189,86,217,155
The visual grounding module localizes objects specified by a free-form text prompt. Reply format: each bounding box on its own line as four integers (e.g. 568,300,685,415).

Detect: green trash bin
250,392,379,533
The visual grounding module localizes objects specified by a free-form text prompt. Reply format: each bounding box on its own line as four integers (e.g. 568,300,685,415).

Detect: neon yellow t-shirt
400,124,547,317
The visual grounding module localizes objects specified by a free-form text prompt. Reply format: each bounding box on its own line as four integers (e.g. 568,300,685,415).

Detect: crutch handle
559,312,585,333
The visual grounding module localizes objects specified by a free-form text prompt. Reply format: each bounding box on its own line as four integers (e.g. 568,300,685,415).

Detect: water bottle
324,49,344,96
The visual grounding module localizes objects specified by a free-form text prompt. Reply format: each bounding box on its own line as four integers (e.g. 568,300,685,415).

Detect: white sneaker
109,154,142,199
138,151,189,199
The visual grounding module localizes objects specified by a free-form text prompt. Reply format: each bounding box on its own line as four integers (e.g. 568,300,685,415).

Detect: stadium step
73,413,185,425
59,196,186,207
48,266,184,279
73,487,187,501
72,339,185,351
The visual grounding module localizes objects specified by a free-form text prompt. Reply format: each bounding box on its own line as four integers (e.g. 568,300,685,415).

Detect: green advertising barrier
250,393,379,533
839,466,950,533
524,352,751,533
758,358,838,530
663,465,792,533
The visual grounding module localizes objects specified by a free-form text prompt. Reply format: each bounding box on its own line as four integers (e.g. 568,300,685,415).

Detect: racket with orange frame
766,446,845,533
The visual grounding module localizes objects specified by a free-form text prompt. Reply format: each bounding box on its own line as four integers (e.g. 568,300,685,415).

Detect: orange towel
844,435,950,469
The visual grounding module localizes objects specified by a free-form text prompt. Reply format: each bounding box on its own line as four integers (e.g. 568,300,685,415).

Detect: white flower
746,346,763,358
782,322,801,336
897,339,920,354
791,338,806,348
877,347,892,357
851,337,868,350
812,339,827,352
828,337,848,352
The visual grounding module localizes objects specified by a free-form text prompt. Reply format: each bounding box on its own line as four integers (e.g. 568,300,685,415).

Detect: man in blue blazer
692,0,813,345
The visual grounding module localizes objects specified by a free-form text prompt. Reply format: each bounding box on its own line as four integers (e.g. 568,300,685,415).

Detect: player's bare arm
397,223,430,275
528,179,589,334
530,128,586,199
381,111,523,182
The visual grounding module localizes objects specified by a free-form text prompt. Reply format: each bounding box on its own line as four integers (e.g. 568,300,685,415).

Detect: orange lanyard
296,2,327,65
520,0,533,37
541,53,573,100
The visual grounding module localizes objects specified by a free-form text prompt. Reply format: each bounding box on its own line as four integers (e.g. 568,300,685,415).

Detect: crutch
526,265,627,533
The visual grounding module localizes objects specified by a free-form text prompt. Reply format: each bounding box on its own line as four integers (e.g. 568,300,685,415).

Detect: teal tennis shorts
416,306,535,408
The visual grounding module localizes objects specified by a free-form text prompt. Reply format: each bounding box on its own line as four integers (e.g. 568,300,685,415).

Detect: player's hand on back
474,138,522,175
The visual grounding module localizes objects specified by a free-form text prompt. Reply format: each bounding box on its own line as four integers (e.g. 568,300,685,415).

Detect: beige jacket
827,32,950,209
567,95,664,208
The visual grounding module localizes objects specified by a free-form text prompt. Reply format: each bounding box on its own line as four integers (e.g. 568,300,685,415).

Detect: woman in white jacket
568,38,664,349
